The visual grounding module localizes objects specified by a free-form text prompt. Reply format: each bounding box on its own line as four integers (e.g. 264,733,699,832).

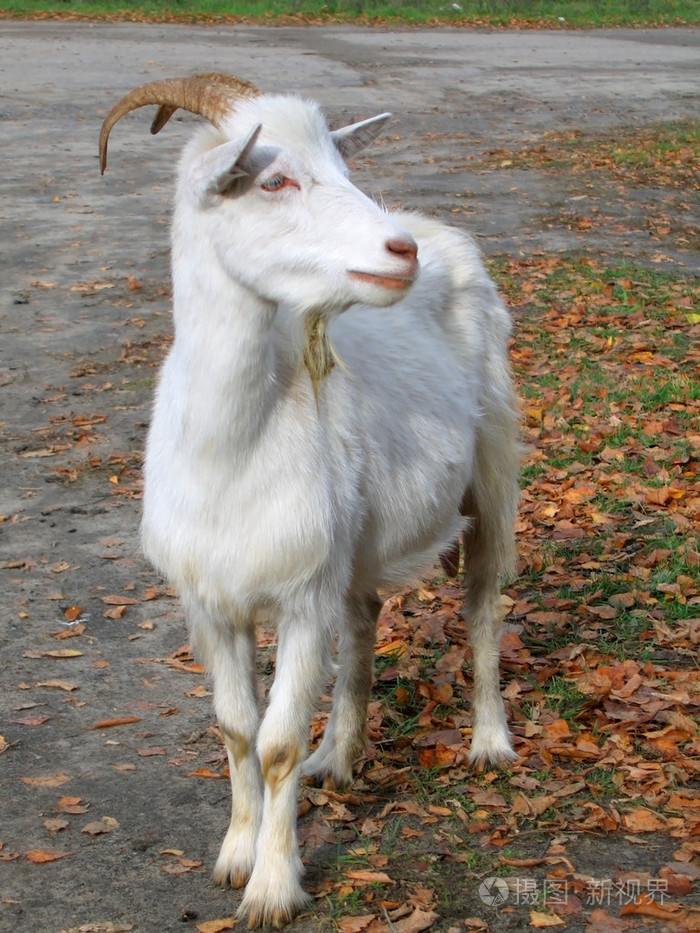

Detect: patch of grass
479,121,700,189
497,251,699,666
2,0,699,25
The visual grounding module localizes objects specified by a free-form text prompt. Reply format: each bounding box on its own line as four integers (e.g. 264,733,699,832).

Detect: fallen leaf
58,796,89,814
395,909,439,933
92,716,142,730
346,869,394,885
26,848,72,863
529,911,565,928
21,772,71,788
188,768,224,779
186,684,213,698
82,817,119,836
59,924,134,933
195,919,236,933
43,818,70,834
103,606,127,620
44,649,84,659
337,916,375,933
620,891,685,920
35,680,78,692
161,857,204,876
13,714,50,726
621,807,668,833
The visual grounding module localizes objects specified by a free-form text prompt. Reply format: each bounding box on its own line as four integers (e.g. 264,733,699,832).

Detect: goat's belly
360,452,471,586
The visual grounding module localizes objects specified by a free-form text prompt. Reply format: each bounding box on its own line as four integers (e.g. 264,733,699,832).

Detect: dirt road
1,21,698,933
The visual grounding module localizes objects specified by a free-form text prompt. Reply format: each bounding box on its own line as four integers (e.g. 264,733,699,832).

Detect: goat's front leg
188,608,262,890
239,608,333,929
302,592,381,788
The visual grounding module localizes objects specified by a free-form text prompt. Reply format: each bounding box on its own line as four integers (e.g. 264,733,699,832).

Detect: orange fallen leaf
346,869,394,885
137,747,165,757
529,911,565,928
161,857,203,876
186,685,212,698
375,639,406,657
620,891,685,920
26,849,72,863
35,680,78,692
43,818,70,834
53,622,86,640
337,916,375,933
395,908,439,933
195,919,236,933
92,716,142,730
21,772,71,788
542,719,571,740
188,768,224,779
100,595,139,606
621,807,668,833
57,796,89,814
103,605,127,620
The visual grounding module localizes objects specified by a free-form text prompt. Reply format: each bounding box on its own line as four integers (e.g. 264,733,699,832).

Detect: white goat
99,74,521,929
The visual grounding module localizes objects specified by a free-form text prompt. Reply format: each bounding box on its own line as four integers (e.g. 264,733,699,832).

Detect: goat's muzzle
348,235,418,292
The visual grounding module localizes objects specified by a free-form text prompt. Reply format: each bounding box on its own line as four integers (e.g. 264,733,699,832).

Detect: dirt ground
1,21,699,933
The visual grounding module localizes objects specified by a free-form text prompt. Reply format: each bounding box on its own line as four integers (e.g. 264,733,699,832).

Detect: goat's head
100,74,419,388
100,74,418,306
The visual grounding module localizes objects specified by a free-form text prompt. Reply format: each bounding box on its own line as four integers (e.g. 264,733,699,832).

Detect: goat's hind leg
462,446,520,767
187,604,262,890
464,568,518,768
302,592,381,789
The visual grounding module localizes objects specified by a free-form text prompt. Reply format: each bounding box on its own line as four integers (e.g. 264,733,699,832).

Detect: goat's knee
260,744,302,796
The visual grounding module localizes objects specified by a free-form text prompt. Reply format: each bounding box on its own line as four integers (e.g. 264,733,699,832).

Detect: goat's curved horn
99,74,260,174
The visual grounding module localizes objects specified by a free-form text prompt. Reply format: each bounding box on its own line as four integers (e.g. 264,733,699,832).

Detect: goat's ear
331,113,392,161
187,123,262,205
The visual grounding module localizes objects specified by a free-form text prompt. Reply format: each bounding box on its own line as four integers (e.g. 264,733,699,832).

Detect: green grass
2,0,700,24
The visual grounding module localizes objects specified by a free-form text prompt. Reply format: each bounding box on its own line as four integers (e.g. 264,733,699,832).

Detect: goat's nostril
386,237,418,262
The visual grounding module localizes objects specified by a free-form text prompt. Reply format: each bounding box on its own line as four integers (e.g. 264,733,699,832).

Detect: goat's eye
260,174,298,193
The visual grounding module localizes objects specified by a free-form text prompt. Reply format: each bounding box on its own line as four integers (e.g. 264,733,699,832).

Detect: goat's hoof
468,742,519,772
212,854,253,890
246,905,294,930
240,894,307,930
237,865,308,930
302,747,354,790
213,865,250,890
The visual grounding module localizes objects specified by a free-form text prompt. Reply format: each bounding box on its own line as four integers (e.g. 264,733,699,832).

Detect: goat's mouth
348,270,415,291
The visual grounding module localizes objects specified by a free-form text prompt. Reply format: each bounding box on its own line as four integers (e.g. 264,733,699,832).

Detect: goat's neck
171,258,287,445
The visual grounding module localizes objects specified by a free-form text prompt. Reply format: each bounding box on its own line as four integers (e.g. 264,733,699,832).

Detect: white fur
129,93,521,926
